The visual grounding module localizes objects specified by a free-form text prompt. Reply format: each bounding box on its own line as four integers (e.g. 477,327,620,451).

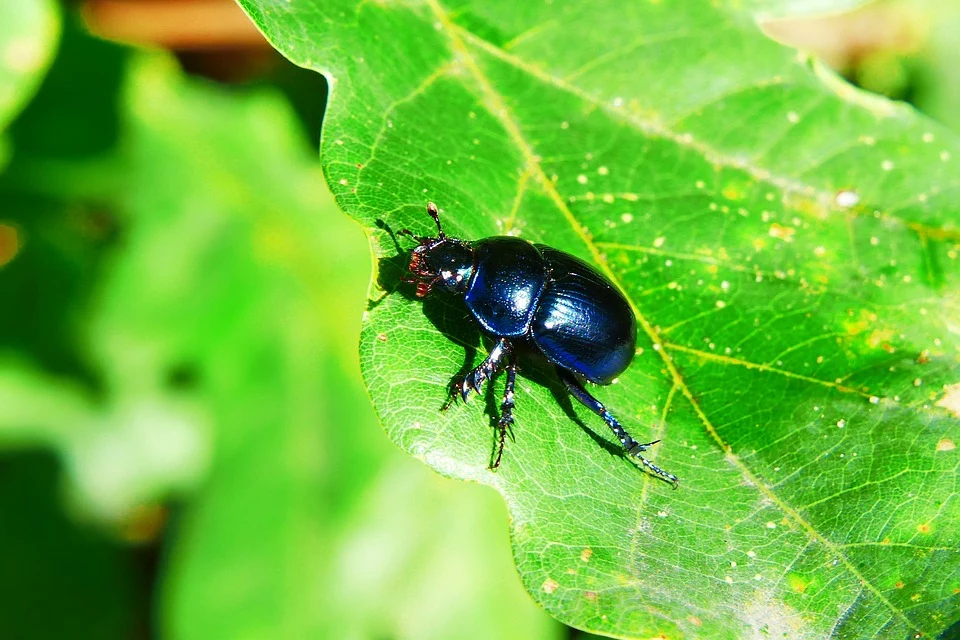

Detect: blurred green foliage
0,0,59,143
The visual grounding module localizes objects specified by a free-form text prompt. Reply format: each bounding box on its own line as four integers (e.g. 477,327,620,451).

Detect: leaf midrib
453,20,960,245
425,0,923,632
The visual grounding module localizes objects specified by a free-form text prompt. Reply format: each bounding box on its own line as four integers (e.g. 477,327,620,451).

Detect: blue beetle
402,203,677,487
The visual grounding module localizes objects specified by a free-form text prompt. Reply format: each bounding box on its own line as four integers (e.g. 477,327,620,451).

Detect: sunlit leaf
0,0,59,136
239,0,960,637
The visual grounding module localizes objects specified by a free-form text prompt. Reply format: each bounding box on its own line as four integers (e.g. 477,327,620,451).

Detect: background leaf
0,0,59,175
0,28,207,520
0,0,59,136
0,24,167,636
239,0,960,637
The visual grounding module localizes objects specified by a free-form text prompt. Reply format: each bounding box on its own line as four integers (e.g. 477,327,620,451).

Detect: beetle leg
491,360,518,470
443,338,511,408
462,339,508,401
557,368,679,488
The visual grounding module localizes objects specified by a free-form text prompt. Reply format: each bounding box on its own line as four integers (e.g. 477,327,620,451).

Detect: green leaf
239,0,960,637
0,359,208,520
0,21,130,380
0,25,207,521
0,0,59,134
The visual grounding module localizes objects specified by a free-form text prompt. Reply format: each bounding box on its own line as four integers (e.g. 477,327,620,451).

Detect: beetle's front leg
443,338,511,408
491,359,518,469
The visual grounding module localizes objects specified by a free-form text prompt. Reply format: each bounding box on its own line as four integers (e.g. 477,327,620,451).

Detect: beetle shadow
368,220,411,310
512,349,625,460
373,218,484,410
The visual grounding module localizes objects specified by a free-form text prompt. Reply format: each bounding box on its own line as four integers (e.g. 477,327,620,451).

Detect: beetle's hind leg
443,338,511,409
557,368,678,487
491,359,518,469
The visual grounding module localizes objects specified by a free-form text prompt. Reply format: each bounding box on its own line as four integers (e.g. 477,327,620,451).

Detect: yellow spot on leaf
842,309,876,336
784,191,829,220
542,578,559,594
768,223,795,242
936,383,960,418
580,548,593,562
936,438,956,452
788,574,808,593
865,328,895,348
722,183,745,201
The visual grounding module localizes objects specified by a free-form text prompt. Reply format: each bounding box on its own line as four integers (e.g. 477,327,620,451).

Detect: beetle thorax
409,238,475,297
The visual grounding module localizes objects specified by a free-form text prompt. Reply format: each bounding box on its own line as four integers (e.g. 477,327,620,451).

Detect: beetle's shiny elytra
401,203,678,487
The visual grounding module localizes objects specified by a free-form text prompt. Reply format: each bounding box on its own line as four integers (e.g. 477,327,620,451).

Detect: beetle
400,202,678,487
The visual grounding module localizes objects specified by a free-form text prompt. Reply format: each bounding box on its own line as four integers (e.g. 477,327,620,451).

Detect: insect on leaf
238,0,960,637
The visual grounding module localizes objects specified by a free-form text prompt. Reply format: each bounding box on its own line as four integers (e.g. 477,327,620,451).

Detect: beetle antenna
426,202,445,240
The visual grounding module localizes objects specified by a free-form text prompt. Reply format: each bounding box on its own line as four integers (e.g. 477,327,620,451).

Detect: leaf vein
663,341,873,398
451,23,954,241
428,2,929,631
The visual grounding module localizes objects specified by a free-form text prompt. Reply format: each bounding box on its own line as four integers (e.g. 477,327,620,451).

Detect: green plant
238,0,960,637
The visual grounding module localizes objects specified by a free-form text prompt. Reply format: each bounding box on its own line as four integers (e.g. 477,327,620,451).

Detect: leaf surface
240,1,960,637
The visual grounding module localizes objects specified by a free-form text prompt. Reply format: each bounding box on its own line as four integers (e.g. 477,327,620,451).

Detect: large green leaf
239,0,960,638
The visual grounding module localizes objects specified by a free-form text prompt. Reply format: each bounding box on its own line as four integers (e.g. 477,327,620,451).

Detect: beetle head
402,203,475,298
